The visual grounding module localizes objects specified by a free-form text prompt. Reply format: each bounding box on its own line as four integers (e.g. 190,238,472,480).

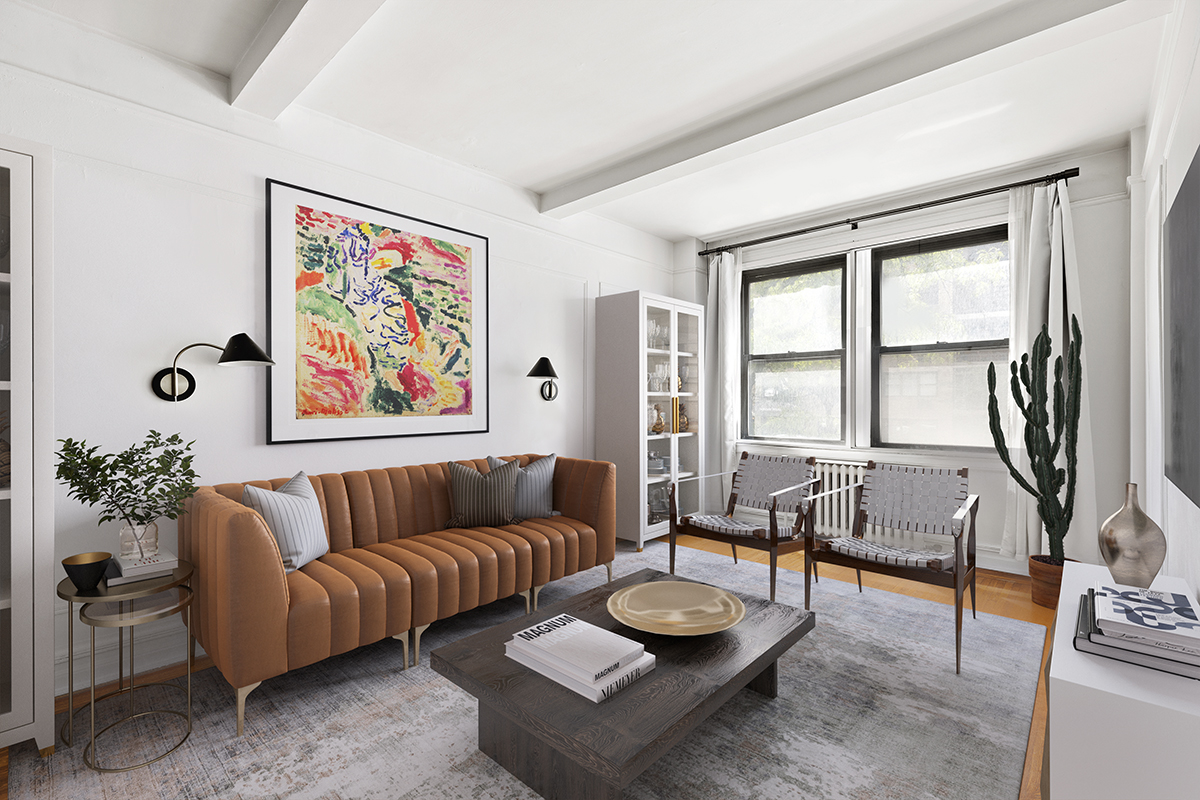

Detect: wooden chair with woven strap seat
804,461,979,672
669,451,818,602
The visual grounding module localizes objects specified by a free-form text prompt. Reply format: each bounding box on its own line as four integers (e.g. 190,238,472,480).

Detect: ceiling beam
230,0,386,119
537,0,1150,219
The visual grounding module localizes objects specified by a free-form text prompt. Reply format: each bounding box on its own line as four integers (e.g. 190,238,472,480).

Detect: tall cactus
986,315,1082,562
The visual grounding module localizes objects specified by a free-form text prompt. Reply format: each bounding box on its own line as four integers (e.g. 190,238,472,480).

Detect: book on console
506,646,655,702
1092,582,1200,650
507,613,644,685
115,548,179,576
1073,592,1200,681
106,549,179,586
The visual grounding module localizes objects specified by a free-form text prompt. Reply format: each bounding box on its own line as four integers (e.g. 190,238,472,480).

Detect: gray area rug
12,541,1043,799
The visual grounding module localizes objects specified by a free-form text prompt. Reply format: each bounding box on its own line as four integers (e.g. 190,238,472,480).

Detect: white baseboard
54,604,209,697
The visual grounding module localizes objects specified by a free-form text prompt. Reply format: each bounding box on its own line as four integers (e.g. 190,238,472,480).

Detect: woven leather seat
819,537,955,570
670,452,818,601
682,514,768,538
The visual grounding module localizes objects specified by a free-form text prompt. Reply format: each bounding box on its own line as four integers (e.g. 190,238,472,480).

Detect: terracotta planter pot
1028,555,1078,609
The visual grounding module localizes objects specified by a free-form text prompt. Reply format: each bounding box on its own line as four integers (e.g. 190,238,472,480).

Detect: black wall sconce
527,357,558,401
152,333,275,402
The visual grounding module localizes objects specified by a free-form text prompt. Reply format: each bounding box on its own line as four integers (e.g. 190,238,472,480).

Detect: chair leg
391,632,410,669
970,571,977,619
769,549,778,602
731,543,738,564
669,529,677,575
804,552,812,611
856,569,862,592
813,561,819,583
955,575,965,675
236,681,262,737
412,623,431,667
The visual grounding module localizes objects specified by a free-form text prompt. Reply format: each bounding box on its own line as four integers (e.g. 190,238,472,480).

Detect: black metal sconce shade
152,333,275,402
527,357,558,401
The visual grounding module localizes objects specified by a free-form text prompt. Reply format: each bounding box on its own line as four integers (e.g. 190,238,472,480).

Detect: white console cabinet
1048,561,1200,800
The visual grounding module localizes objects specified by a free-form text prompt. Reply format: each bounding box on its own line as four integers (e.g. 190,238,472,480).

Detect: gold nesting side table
56,561,194,772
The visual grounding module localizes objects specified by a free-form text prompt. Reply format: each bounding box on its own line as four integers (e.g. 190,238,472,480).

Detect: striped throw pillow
487,454,557,521
445,458,519,528
242,472,329,573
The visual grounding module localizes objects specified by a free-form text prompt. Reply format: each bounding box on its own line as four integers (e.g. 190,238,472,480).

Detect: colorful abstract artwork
267,181,488,443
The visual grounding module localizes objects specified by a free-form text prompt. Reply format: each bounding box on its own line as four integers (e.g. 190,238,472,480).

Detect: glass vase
1098,483,1166,588
119,521,159,560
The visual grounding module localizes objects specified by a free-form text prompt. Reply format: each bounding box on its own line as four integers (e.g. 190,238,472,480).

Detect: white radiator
811,460,865,537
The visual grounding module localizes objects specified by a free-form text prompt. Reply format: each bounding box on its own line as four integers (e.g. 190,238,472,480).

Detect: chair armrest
805,482,864,503
951,493,980,538
674,469,738,486
768,477,820,498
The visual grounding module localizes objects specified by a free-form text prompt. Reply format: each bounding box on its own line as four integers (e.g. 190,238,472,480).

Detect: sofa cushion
488,454,557,520
445,458,519,528
243,472,329,572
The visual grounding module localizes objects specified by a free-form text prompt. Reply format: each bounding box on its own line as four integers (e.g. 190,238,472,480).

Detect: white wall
703,146,1133,574
1141,0,1200,594
0,8,674,691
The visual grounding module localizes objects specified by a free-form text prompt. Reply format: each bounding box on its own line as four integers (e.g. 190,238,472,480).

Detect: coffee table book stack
104,548,180,587
1073,581,1200,680
505,613,655,702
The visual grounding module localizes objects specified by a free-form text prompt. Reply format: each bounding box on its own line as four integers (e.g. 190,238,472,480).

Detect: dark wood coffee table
430,568,815,800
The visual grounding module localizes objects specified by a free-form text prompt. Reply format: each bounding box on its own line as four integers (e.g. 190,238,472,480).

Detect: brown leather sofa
178,454,616,735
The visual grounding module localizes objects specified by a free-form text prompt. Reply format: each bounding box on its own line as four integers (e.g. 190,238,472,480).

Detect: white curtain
1000,181,1097,559
706,251,742,492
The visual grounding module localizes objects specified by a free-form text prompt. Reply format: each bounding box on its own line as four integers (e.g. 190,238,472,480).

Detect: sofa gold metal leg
519,588,532,614
392,632,410,669
412,623,431,666
236,681,262,737
605,561,613,583
531,584,544,611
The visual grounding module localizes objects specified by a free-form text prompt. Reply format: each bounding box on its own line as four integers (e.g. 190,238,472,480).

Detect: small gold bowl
62,551,112,592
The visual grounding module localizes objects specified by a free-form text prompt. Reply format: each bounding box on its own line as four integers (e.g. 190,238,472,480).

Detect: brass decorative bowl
62,551,112,592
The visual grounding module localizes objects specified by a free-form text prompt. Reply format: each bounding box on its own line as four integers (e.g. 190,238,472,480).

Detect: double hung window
873,226,1010,448
742,257,845,442
739,224,1010,450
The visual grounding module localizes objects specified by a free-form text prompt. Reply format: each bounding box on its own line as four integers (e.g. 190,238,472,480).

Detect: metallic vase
1099,483,1166,588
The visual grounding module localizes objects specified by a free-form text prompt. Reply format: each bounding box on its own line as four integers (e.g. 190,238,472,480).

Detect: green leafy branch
55,431,199,534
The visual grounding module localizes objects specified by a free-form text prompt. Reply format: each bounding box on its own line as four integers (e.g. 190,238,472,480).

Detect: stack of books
505,613,654,702
1073,581,1200,680
104,549,179,587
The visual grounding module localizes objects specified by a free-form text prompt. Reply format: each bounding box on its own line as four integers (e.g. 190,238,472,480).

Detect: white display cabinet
595,291,705,550
0,140,55,755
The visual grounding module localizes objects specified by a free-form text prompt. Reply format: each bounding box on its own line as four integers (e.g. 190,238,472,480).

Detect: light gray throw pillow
487,454,557,521
242,471,329,573
446,458,520,528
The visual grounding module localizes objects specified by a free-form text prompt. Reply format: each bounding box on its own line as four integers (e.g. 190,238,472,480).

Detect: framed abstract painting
266,180,488,443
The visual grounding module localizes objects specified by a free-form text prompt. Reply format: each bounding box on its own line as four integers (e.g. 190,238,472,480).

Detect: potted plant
986,315,1082,608
55,430,198,560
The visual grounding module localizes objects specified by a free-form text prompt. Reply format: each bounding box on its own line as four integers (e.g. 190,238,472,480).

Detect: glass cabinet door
0,148,35,730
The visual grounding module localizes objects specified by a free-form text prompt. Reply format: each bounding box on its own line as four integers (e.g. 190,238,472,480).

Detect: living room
1,0,1197,798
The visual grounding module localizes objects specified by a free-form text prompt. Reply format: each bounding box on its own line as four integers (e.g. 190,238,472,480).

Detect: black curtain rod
698,167,1080,257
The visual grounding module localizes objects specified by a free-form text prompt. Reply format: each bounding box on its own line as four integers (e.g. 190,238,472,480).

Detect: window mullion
853,248,872,449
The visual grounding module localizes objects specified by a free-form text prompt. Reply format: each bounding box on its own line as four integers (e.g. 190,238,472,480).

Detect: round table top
79,585,193,628
56,561,193,604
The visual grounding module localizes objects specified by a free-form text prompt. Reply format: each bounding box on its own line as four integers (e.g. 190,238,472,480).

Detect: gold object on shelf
607,580,745,635
651,404,665,434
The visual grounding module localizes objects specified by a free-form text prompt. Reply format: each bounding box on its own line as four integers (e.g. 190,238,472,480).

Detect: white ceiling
18,0,1172,243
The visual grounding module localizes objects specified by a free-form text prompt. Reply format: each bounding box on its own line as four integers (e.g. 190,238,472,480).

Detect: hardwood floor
2,538,1053,800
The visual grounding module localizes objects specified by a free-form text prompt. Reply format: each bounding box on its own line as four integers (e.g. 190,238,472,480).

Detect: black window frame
870,224,1010,450
741,255,847,444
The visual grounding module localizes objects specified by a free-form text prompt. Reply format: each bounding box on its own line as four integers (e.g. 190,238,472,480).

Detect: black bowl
62,551,112,592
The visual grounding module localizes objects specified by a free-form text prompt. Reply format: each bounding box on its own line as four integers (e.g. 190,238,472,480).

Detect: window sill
735,439,1007,472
